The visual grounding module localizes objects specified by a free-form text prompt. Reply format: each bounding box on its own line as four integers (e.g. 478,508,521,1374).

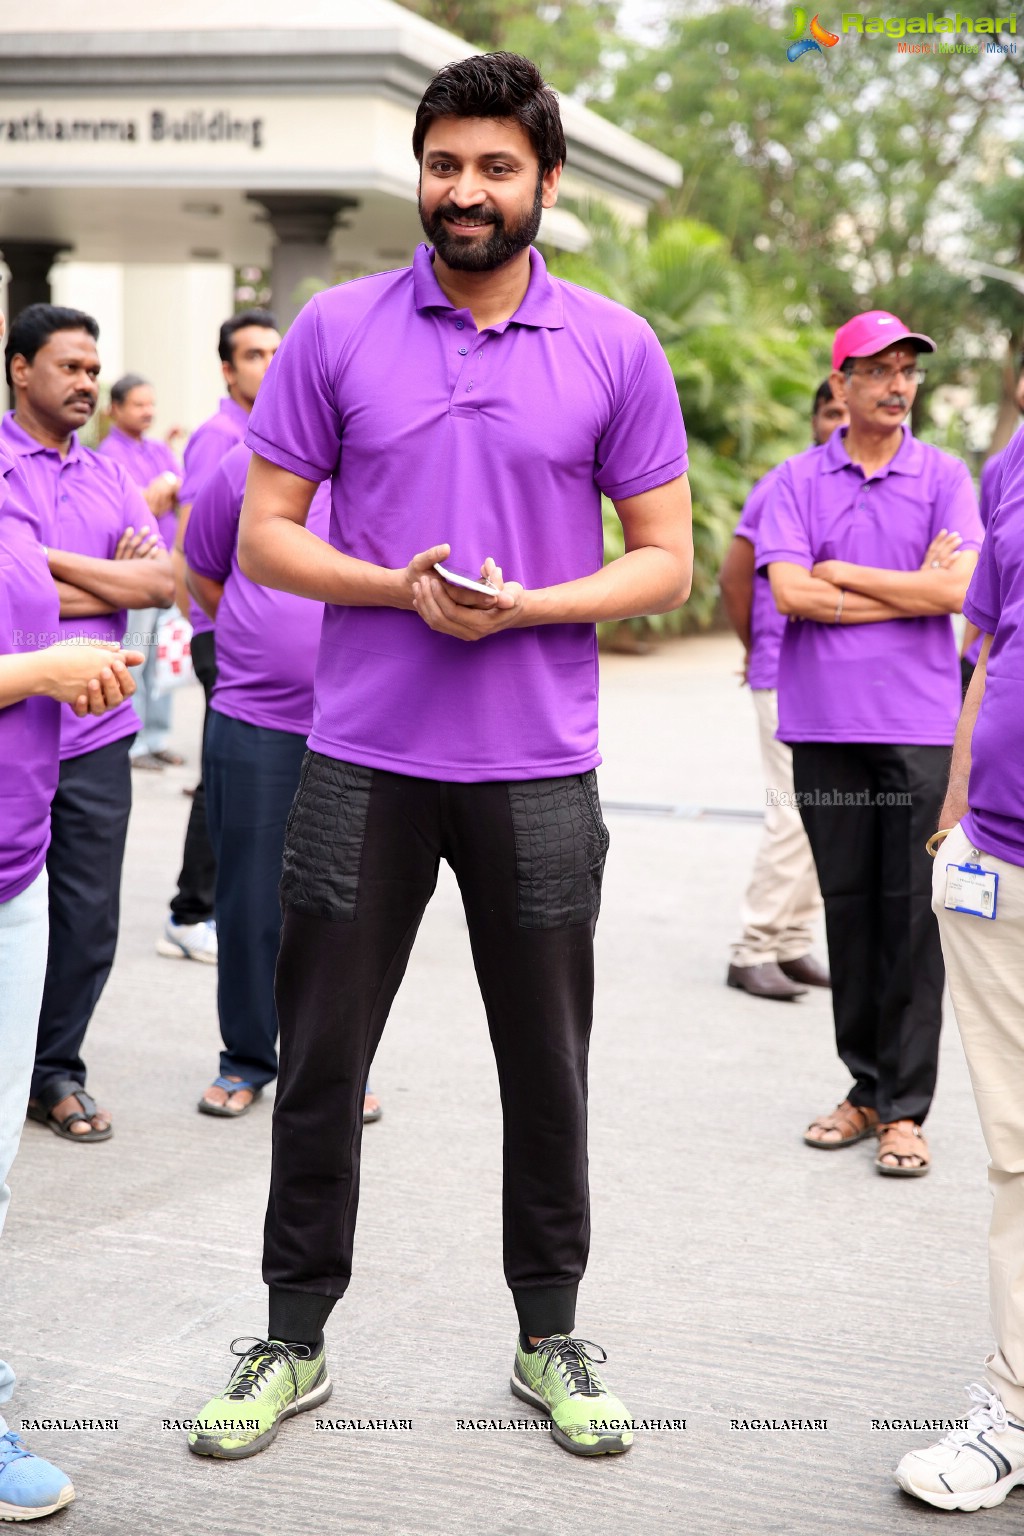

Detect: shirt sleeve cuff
244,430,331,483
185,553,229,582
599,454,688,502
963,595,997,634
756,547,812,572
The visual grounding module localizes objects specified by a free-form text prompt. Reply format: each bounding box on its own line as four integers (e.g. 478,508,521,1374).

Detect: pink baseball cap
832,310,935,371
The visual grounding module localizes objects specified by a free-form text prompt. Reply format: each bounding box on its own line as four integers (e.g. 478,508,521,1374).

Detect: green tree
549,207,828,628
603,1,1023,408
402,0,620,98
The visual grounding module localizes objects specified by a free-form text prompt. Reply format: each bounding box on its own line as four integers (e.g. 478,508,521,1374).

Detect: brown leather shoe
726,961,807,1000
779,954,831,988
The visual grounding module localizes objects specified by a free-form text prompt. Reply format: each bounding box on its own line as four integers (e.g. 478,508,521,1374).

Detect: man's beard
420,175,544,272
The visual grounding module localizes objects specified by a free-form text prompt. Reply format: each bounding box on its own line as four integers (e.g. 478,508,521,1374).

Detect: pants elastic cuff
268,1287,337,1343
511,1283,579,1338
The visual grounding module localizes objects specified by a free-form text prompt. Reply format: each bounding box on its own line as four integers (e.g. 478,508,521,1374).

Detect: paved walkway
3,635,1014,1533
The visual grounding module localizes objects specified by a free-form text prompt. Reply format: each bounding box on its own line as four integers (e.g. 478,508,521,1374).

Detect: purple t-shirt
245,244,688,781
964,441,1013,667
734,467,786,691
98,425,181,550
758,426,983,745
180,398,250,637
961,428,1024,866
184,442,331,735
0,412,158,761
0,443,60,904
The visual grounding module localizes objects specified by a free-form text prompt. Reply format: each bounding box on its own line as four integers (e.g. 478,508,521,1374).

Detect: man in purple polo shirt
720,380,846,1000
99,372,183,770
760,309,983,1178
893,426,1024,1512
2,304,173,1143
157,310,281,967
182,444,381,1126
188,53,691,1463
0,414,142,1519
961,355,1024,691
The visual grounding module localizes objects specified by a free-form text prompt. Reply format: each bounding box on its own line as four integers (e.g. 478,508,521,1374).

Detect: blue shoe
0,1431,74,1521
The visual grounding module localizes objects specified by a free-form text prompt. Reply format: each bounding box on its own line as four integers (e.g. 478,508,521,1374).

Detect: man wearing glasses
759,311,983,1178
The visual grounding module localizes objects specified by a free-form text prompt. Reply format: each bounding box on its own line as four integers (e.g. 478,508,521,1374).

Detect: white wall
46,259,234,439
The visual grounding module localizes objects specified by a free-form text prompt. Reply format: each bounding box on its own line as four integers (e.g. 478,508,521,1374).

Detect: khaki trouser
934,821,1024,1419
731,689,822,968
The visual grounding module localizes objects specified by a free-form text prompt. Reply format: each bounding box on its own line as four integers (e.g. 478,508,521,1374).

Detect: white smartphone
432,561,499,597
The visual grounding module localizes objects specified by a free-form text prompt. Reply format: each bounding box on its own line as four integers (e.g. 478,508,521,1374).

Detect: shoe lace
535,1336,609,1399
224,1337,312,1402
941,1382,1009,1446
0,1432,30,1467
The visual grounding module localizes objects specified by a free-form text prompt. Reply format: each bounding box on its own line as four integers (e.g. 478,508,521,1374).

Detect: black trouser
265,755,610,1344
204,708,307,1090
791,742,950,1125
32,735,134,1099
169,629,217,925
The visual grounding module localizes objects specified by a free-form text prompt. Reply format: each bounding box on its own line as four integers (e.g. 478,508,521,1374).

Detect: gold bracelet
834,590,845,624
926,828,954,858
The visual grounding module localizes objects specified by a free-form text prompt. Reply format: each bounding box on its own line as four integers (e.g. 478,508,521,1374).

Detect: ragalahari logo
787,9,841,60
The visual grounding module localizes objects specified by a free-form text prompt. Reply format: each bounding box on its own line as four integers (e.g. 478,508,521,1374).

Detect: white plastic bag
153,610,194,694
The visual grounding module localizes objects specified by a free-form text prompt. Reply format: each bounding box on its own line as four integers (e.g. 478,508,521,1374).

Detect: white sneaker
894,1383,1024,1511
156,917,218,964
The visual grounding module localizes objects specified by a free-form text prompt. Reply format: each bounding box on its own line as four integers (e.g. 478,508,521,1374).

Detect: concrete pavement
3,634,1014,1534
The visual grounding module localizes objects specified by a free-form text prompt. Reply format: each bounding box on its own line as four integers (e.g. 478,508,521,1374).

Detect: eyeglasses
848,363,927,386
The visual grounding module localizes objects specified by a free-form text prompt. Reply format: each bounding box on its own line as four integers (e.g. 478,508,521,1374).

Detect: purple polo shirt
961,428,1024,866
964,441,1013,667
0,412,156,760
758,426,983,745
245,244,687,781
98,425,181,549
184,442,331,735
0,443,60,903
734,467,786,691
180,398,250,637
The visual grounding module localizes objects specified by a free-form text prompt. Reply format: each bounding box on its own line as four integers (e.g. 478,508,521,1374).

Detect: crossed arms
769,531,977,626
48,526,174,619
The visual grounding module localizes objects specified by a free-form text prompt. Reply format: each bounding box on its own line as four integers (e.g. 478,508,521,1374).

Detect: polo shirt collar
1,410,83,462
219,397,250,432
412,244,563,331
822,423,924,479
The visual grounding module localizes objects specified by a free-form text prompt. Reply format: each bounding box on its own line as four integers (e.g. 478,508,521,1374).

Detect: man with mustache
188,51,692,1464
1,304,174,1142
760,311,983,1177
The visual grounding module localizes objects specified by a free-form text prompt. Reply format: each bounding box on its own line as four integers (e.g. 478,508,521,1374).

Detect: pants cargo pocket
507,770,610,930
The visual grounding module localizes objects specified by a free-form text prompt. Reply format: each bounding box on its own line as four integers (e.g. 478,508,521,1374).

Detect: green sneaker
510,1334,634,1456
187,1336,332,1459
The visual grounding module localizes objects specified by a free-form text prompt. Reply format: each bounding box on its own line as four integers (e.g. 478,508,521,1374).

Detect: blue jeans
125,607,172,757
204,709,307,1089
0,868,50,1424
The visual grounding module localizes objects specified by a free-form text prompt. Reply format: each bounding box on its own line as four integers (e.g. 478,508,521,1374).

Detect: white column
121,263,235,438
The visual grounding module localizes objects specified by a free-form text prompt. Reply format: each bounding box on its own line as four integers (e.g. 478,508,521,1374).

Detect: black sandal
27,1078,113,1143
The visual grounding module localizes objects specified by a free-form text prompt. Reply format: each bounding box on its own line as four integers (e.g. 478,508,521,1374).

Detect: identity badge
944,861,998,921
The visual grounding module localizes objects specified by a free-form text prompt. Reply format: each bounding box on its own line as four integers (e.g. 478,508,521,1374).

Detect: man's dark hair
110,372,150,405
412,53,567,175
218,309,278,365
5,303,99,388
813,378,836,413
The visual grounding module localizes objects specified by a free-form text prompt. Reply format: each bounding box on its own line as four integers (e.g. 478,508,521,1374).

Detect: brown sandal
804,1099,880,1149
876,1120,930,1177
